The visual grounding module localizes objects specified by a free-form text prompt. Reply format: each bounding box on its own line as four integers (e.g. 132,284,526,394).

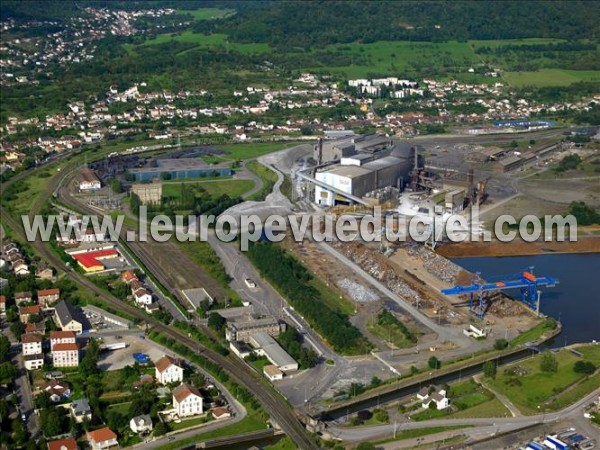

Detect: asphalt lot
95,333,167,371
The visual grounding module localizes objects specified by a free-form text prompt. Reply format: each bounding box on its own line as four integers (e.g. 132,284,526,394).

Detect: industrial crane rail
442,270,559,319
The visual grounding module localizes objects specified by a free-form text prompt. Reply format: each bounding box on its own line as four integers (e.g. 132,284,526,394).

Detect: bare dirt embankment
437,236,600,258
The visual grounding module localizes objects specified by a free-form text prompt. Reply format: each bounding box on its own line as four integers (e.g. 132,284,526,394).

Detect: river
452,253,600,347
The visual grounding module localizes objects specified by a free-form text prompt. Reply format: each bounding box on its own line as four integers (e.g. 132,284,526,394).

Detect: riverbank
436,237,600,258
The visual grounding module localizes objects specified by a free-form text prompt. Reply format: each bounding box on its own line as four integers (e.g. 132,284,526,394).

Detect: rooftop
249,332,297,369
172,383,202,402
319,165,373,179
87,427,117,443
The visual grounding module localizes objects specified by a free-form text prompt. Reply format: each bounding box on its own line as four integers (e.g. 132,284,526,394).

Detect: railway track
1,161,319,450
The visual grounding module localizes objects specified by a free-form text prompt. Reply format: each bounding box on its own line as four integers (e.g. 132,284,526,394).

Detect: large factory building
314,154,412,206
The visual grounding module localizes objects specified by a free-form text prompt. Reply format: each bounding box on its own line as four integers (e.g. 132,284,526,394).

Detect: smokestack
318,138,323,165
467,168,474,187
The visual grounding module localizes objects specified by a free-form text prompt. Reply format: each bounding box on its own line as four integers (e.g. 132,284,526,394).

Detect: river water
452,253,600,347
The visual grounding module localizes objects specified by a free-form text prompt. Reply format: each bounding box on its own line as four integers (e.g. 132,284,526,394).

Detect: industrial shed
249,332,298,372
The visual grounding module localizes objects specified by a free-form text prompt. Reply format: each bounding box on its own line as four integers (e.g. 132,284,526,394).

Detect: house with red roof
86,427,118,450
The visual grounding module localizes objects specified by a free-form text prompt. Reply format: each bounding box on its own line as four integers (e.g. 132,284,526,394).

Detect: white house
50,330,76,348
52,342,79,367
418,385,449,410
129,414,153,433
22,333,43,355
172,383,203,417
87,427,118,450
155,355,183,384
24,353,44,371
133,288,153,306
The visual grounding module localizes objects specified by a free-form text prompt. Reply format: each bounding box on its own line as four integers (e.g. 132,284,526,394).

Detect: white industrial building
314,155,411,206
249,332,298,372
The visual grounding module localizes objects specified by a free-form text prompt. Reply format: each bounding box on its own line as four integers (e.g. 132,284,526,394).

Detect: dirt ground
281,238,432,351
437,236,600,258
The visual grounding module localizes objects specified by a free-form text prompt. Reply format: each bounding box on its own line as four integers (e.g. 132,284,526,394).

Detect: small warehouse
249,332,298,372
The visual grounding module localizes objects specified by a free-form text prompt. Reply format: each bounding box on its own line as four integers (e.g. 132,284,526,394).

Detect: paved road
330,387,600,442
1,321,40,438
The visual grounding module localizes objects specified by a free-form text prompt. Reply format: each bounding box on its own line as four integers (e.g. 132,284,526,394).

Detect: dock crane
441,268,559,319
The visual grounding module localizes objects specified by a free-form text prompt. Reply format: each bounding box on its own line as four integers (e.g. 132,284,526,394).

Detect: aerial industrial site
1,2,599,450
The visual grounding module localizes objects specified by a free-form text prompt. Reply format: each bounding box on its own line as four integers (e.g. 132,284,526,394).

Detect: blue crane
441,268,559,319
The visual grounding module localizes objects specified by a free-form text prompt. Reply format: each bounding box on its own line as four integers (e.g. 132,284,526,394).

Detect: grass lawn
162,179,255,199
250,356,271,372
168,415,211,432
177,240,232,289
303,40,479,78
178,8,235,20
450,397,509,419
220,142,302,160
245,161,278,201
306,273,356,316
367,320,417,349
136,32,270,54
509,318,558,347
488,345,600,414
159,412,267,450
264,436,297,450
504,69,600,87
376,425,471,443
411,378,508,421
106,402,132,416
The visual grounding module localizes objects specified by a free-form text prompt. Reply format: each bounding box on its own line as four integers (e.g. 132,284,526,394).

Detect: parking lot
95,333,167,371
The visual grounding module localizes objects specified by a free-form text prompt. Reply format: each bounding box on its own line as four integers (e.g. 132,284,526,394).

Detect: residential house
211,407,231,420
24,353,44,370
54,300,85,333
86,427,118,450
22,333,43,355
70,398,92,423
19,305,41,324
121,270,137,284
0,295,5,315
47,437,78,450
129,414,153,433
155,355,183,384
133,288,152,306
52,343,79,367
41,379,72,402
50,330,77,348
25,322,46,334
36,264,55,281
418,385,449,410
37,288,60,308
15,291,33,306
13,260,30,276
172,383,203,417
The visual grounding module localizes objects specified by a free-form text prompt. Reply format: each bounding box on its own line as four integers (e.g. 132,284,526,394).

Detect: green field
303,40,478,78
136,31,270,54
245,160,278,201
179,8,236,20
504,69,600,87
367,318,418,349
488,345,600,414
221,142,303,160
410,379,509,421
509,318,558,347
162,179,255,199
